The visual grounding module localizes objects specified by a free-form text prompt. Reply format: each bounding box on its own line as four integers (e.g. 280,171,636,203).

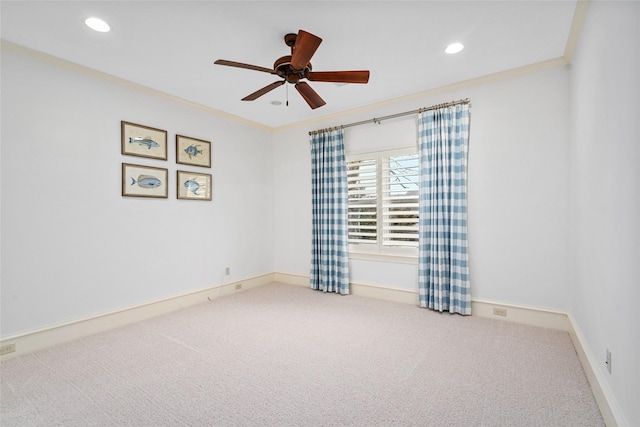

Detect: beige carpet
1,282,604,426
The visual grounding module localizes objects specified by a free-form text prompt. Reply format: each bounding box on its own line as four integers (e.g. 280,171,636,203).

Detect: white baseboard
275,272,621,426
351,281,420,305
0,273,275,361
568,313,626,427
471,298,571,331
274,273,421,305
275,272,570,330
0,272,623,427
273,272,309,287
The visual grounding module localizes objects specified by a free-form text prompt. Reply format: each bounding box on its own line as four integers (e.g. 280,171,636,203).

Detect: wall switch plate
0,343,16,355
605,349,612,374
493,307,507,317
225,267,230,275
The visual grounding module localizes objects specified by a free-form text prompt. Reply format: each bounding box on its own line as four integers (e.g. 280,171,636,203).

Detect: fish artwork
131,175,162,189
129,137,160,150
184,144,203,159
184,179,201,195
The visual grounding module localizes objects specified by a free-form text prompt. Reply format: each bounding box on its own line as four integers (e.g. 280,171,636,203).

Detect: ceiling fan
214,30,370,109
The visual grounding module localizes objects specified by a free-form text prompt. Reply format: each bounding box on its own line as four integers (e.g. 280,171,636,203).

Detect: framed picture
177,170,212,201
176,135,211,168
121,121,167,160
122,163,168,198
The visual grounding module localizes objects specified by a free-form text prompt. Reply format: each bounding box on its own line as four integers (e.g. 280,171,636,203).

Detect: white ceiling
1,1,578,129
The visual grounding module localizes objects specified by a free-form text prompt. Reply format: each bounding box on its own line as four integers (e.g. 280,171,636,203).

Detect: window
347,147,419,258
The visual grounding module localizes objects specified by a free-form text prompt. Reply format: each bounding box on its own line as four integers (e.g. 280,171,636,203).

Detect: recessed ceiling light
85,17,110,33
445,42,464,54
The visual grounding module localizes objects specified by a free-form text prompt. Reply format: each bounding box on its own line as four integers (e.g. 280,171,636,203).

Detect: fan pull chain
286,83,289,107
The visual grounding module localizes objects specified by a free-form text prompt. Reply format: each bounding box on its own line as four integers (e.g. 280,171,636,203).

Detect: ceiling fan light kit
214,29,370,109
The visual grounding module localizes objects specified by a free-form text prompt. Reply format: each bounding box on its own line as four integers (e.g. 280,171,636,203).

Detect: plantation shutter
347,157,377,245
347,148,419,255
382,152,419,247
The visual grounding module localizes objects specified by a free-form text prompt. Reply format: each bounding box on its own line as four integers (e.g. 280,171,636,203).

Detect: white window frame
347,147,419,261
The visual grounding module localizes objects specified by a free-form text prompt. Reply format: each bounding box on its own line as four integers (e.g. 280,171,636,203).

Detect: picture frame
176,135,211,168
121,121,168,160
177,170,212,201
122,163,168,198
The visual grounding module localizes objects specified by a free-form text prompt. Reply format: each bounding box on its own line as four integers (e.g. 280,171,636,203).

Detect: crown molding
274,57,568,133
564,0,591,63
0,39,273,133
2,4,581,137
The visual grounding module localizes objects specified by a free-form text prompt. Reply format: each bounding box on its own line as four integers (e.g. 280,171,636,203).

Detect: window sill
349,251,418,264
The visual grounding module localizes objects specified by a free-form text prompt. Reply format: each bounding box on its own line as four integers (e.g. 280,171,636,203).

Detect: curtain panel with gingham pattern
310,129,350,294
418,104,471,314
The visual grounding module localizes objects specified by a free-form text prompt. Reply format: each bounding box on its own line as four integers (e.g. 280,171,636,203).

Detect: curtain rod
309,98,470,135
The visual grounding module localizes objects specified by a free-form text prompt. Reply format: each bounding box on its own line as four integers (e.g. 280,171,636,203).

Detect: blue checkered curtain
418,104,471,314
310,129,350,294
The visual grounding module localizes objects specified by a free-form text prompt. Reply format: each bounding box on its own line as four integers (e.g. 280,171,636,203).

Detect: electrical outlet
605,349,612,374
225,267,230,276
235,283,242,290
0,343,16,355
493,307,507,317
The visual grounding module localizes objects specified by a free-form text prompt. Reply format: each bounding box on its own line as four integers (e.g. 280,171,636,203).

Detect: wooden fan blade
307,70,370,84
214,59,276,75
290,30,322,71
242,80,285,101
295,82,326,109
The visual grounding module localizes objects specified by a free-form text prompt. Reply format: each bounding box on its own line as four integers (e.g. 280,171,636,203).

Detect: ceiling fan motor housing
274,55,312,84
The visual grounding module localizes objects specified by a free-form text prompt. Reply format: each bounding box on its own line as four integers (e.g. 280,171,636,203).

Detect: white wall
569,2,640,425
273,65,571,311
2,4,638,423
1,46,275,337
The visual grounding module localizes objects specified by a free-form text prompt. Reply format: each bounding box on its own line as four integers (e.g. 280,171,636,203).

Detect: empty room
1,1,638,426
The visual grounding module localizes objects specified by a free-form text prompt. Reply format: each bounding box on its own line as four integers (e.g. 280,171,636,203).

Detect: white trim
471,298,571,331
0,40,273,132
349,252,418,264
276,273,620,425
350,281,419,305
0,273,275,361
568,313,625,427
276,272,570,330
276,273,420,305
563,0,591,64
273,272,309,287
2,39,566,134
1,272,623,427
273,57,567,133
